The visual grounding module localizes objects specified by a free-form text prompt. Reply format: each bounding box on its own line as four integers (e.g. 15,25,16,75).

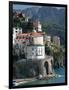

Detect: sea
18,67,65,86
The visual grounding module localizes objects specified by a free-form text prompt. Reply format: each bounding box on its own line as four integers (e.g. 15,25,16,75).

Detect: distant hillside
20,6,65,26
13,6,65,45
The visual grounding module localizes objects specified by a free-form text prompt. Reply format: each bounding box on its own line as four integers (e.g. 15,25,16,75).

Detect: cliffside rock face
13,57,54,79
38,60,46,77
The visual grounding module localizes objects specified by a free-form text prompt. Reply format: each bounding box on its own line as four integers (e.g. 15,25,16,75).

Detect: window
32,47,36,56
16,31,17,33
36,47,42,56
15,44,19,49
32,47,34,51
19,36,21,39
16,36,18,39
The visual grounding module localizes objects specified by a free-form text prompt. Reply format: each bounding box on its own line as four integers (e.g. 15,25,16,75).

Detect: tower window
36,47,42,56
16,31,17,33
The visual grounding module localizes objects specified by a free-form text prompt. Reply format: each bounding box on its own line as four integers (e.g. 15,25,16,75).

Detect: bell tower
33,20,42,32
37,21,42,32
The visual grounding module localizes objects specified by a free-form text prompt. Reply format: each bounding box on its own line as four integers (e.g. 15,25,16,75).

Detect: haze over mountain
13,6,65,45
14,6,65,25
21,6,65,26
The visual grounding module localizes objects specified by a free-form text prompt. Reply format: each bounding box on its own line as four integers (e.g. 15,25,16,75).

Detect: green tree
45,43,64,67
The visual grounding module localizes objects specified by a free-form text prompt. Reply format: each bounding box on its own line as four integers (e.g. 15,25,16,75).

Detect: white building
53,36,60,47
33,27,37,32
13,27,22,35
25,17,30,22
13,21,45,60
31,32,44,45
13,20,55,78
45,35,51,46
13,27,22,45
33,36,44,45
26,32,45,60
14,31,45,59
33,20,42,32
26,45,45,60
15,33,31,45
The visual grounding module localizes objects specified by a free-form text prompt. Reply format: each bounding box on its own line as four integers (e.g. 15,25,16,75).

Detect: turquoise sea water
18,67,65,86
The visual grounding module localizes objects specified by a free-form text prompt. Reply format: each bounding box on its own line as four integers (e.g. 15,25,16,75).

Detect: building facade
45,35,51,46
13,20,54,78
13,27,22,45
33,20,42,32
26,45,45,60
53,36,60,47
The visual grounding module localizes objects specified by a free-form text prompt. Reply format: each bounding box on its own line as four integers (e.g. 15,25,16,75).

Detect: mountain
13,6,65,27
21,6,65,26
13,6,65,45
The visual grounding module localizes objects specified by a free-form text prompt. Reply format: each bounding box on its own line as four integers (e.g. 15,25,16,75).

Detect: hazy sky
13,4,64,10
13,4,39,10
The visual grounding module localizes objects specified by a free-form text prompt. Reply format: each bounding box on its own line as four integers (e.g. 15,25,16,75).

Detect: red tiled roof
16,32,45,40
31,32,42,37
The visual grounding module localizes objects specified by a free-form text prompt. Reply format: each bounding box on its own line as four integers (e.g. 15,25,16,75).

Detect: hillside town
13,12,65,86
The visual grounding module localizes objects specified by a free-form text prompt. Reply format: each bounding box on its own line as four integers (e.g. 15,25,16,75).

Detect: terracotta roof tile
16,32,45,39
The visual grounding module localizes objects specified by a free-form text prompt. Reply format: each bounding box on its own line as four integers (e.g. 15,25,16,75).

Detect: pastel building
26,32,45,60
25,32,53,77
45,35,51,46
15,31,45,59
33,20,42,32
53,36,60,47
13,20,54,78
13,27,22,45
31,32,44,45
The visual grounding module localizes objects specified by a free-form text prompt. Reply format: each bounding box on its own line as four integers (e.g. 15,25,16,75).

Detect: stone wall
13,56,54,79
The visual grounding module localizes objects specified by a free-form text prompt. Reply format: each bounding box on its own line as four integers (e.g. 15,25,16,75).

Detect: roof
31,32,42,37
16,32,45,40
16,33,30,36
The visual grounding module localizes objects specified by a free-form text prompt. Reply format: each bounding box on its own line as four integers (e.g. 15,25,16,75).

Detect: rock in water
38,74,43,79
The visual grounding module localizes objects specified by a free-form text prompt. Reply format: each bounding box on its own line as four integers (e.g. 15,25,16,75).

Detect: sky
13,4,64,10
13,4,39,10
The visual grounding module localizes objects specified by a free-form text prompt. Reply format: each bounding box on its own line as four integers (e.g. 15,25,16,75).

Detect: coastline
13,74,56,86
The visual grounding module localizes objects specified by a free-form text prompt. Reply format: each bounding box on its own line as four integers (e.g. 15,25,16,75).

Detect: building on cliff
13,20,54,78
